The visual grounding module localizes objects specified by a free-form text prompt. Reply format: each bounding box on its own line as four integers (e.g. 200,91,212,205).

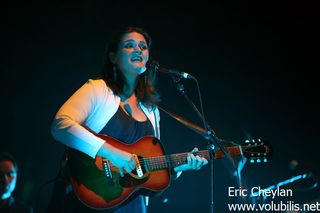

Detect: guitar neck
144,146,242,171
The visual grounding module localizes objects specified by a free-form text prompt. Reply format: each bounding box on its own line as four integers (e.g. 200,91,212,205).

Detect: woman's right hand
97,143,136,177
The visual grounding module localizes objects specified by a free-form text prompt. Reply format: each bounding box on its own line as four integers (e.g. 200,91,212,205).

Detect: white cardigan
51,79,160,158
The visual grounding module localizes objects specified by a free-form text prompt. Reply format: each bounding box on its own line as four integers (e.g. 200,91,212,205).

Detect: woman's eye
124,43,133,48
123,42,147,50
140,44,147,50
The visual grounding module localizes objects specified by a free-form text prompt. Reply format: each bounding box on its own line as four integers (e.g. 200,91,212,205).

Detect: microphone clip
148,60,195,80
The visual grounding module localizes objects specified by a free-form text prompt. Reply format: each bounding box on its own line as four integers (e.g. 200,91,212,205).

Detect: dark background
2,1,319,212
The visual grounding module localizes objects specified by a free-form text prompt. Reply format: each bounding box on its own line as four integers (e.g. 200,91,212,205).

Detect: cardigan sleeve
51,79,106,158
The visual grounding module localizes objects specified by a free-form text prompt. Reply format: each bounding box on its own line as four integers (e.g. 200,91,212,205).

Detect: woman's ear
109,52,117,64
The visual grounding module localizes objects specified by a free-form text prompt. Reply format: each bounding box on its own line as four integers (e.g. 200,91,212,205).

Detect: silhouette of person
0,152,33,213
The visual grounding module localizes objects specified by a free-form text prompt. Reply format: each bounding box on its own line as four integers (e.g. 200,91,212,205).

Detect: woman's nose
133,45,142,52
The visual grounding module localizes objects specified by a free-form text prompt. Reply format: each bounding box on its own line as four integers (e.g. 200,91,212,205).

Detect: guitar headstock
242,139,272,163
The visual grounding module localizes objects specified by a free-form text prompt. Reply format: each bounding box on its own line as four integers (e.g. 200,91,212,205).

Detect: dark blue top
99,106,154,213
100,106,154,143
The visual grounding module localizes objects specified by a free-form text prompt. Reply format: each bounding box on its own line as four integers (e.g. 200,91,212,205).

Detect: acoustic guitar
66,134,271,210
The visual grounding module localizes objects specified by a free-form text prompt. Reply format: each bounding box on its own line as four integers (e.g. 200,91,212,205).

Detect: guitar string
103,144,260,165
105,151,216,170
104,146,265,170
106,153,211,170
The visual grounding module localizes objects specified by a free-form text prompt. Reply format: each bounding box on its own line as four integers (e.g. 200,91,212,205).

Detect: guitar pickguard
119,172,150,188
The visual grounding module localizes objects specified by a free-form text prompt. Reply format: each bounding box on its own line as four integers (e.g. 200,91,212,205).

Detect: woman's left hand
173,147,208,173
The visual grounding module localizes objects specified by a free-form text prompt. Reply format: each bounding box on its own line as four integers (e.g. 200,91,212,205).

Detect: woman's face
0,160,17,199
114,32,149,78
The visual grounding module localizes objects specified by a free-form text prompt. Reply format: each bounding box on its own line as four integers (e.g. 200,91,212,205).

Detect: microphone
147,60,195,79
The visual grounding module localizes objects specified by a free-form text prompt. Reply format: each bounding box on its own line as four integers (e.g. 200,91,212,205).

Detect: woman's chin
134,66,147,75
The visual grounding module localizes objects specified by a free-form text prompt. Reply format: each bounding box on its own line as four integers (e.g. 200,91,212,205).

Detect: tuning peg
256,159,261,163
250,159,255,163
245,140,250,143
264,158,268,163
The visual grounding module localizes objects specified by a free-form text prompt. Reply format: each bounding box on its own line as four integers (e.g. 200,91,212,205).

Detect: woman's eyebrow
123,39,146,44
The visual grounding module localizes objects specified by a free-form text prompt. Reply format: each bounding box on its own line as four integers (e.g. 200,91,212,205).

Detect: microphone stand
169,75,238,213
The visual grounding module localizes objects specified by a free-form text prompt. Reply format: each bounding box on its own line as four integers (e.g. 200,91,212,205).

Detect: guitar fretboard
143,146,242,171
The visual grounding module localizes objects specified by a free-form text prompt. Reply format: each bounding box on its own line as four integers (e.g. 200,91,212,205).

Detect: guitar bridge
102,158,113,185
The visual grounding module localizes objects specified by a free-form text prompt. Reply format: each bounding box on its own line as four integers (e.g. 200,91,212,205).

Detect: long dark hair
99,27,160,108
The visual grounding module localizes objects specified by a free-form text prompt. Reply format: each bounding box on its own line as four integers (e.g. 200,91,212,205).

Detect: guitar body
66,135,171,210
65,134,271,210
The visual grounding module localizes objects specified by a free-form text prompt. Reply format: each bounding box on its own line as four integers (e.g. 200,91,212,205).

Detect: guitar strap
157,104,239,148
153,107,160,139
157,104,209,138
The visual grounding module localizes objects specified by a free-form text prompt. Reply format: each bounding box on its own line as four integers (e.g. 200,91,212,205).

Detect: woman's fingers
195,155,203,170
189,149,208,170
174,148,209,172
190,154,197,169
192,147,199,152
129,156,136,169
187,154,191,165
119,168,124,177
203,157,208,165
116,155,138,177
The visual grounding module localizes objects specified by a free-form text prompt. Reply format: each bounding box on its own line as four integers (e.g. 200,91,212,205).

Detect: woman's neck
121,72,139,100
